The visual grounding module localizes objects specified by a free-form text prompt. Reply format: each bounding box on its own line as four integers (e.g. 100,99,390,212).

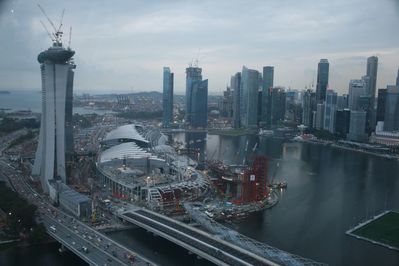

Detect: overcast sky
0,0,398,95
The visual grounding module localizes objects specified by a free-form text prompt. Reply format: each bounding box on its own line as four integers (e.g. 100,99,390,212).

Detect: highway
120,209,278,266
0,159,154,266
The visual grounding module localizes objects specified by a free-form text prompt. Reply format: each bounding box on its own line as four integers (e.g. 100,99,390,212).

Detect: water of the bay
0,90,113,115
171,132,399,266
1,132,399,266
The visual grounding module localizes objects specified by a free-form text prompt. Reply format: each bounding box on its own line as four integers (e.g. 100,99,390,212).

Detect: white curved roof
100,142,159,163
104,124,149,144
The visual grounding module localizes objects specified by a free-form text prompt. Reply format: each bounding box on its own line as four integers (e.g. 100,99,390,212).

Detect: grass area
208,128,257,136
352,211,399,249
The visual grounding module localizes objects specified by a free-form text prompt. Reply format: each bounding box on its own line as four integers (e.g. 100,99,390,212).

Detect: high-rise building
261,66,274,125
240,66,260,128
348,79,366,110
316,59,329,103
231,72,241,128
376,88,387,123
270,87,286,126
323,90,337,133
366,56,378,100
384,85,399,131
32,37,76,192
347,111,367,142
220,86,233,117
302,89,316,127
337,94,348,109
335,109,351,138
162,67,174,128
314,103,325,130
185,66,202,124
262,66,274,91
190,80,208,128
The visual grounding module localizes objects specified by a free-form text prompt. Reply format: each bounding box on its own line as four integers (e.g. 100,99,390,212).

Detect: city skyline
0,0,398,94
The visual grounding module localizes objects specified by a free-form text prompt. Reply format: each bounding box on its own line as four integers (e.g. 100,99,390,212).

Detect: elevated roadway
118,208,279,266
0,159,154,266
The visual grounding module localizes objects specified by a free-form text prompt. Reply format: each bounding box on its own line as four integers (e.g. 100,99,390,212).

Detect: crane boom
40,20,54,42
37,4,57,32
57,9,65,32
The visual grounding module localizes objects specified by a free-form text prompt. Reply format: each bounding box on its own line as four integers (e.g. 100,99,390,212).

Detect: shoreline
297,139,399,160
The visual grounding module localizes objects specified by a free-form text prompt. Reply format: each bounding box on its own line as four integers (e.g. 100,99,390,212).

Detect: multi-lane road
0,159,154,266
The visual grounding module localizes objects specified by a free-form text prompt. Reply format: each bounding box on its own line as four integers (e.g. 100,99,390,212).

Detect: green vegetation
0,182,46,243
8,130,35,148
352,211,399,249
0,118,39,133
208,128,257,136
73,113,96,128
117,110,163,119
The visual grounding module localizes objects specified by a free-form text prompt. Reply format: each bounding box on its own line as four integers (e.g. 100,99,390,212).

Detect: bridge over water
118,208,280,266
119,207,328,266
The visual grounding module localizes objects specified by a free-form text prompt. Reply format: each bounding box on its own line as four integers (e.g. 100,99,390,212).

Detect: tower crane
37,4,65,44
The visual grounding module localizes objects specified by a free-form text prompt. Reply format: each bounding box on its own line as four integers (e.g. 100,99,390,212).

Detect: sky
0,0,398,95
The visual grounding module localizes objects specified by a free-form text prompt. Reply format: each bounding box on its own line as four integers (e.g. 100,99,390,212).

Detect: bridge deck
122,209,277,266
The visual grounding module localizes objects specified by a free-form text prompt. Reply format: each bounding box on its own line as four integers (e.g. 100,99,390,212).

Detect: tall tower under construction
32,11,75,192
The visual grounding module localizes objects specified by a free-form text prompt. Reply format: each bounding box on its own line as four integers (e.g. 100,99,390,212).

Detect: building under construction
207,156,269,205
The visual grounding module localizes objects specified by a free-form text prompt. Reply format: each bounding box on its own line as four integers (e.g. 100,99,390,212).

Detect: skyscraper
302,89,316,127
185,66,202,124
366,56,378,100
337,94,348,110
315,103,325,130
240,66,260,128
335,109,351,138
270,87,286,126
347,111,367,142
231,72,241,128
376,88,387,123
162,67,174,128
32,36,75,192
384,85,399,131
323,90,337,133
348,79,367,110
190,80,208,128
261,66,274,125
316,59,329,103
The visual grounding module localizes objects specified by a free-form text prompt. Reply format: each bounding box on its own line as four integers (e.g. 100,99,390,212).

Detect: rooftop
100,142,161,163
103,124,149,146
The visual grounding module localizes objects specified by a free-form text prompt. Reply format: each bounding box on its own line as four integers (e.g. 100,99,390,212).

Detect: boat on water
268,181,288,189
0,90,10,94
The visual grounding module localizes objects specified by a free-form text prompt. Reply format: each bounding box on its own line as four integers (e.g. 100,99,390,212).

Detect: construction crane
37,4,65,44
57,9,65,33
39,20,54,42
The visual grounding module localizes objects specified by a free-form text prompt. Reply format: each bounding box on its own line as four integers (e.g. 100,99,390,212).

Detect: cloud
0,0,398,94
